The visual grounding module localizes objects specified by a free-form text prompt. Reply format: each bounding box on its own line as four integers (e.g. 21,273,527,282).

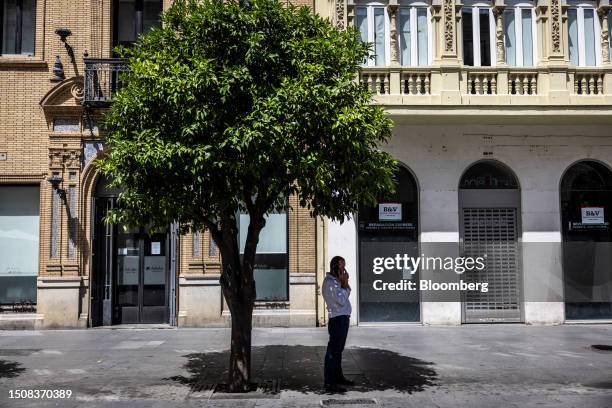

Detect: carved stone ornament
64,149,81,169
336,0,345,30
551,0,561,54
49,148,82,169
49,149,63,169
388,5,399,63
494,7,506,64
600,8,611,63
70,81,84,102
444,0,455,53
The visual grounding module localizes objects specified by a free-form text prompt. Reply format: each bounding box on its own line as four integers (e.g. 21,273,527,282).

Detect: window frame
567,1,602,67
461,2,496,67
355,1,391,66
238,209,290,302
397,0,433,66
112,0,163,48
503,1,538,67
0,0,36,56
0,184,39,311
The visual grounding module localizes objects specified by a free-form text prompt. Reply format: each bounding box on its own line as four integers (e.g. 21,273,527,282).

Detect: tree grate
321,398,378,406
208,379,281,399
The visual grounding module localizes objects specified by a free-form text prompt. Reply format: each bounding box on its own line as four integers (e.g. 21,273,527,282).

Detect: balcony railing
359,65,612,106
83,58,129,106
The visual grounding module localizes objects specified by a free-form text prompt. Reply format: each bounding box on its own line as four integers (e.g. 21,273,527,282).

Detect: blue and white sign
379,203,402,221
581,207,605,224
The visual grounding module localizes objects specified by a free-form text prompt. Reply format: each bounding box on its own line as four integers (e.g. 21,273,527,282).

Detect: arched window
560,161,612,320
459,160,522,323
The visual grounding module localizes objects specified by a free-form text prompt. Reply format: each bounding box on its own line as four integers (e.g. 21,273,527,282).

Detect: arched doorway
91,175,174,326
458,160,522,323
358,165,420,323
560,160,612,320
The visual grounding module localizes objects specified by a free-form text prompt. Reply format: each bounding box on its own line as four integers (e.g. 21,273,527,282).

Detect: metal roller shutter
462,207,521,322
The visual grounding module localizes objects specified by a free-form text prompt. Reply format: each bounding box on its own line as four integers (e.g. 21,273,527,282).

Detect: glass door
115,226,168,324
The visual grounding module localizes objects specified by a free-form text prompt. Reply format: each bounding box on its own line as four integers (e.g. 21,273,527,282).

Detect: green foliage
98,0,396,231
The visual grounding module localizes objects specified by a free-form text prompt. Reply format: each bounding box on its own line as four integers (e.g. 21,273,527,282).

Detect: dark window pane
117,0,137,44
21,0,35,54
143,0,162,32
460,161,519,189
479,9,491,66
115,0,162,46
2,0,36,55
2,0,18,54
560,161,612,320
462,10,473,66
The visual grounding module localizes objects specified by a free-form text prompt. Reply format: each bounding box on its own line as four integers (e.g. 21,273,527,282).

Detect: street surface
0,324,611,407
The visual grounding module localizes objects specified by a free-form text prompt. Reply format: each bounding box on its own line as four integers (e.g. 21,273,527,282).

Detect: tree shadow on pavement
0,360,25,379
167,345,437,394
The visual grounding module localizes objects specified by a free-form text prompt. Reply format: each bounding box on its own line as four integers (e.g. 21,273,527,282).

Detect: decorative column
388,1,401,94
598,7,612,94
388,3,399,65
545,0,570,101
599,7,611,65
441,0,460,61
335,0,346,30
493,6,506,66
549,0,564,61
436,0,462,103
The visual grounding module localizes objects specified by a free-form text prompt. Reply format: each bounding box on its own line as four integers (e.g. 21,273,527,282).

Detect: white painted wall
327,216,358,325
332,123,612,325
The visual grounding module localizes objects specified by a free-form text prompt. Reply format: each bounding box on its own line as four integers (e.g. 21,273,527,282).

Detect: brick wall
0,0,317,290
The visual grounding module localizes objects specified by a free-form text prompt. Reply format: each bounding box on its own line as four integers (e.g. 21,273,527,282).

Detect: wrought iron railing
83,58,129,106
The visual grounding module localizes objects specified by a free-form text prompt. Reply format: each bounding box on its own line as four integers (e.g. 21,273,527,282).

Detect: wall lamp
55,28,75,63
48,175,67,201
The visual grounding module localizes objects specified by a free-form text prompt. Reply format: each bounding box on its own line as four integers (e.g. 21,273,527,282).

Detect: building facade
0,0,611,329
319,0,612,325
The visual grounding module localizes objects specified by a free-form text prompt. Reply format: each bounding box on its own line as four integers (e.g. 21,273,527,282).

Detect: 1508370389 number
9,389,73,399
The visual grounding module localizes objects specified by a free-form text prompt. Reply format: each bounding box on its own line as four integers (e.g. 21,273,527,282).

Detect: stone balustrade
401,70,431,95
466,70,498,95
358,65,612,106
508,70,538,95
360,70,391,95
572,71,605,95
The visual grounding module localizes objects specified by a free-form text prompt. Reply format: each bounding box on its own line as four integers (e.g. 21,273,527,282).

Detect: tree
98,0,396,392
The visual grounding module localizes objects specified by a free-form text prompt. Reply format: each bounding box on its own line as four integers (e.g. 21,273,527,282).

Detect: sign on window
581,207,605,224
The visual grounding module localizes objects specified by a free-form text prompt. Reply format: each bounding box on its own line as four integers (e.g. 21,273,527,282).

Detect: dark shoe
337,377,355,386
324,384,347,393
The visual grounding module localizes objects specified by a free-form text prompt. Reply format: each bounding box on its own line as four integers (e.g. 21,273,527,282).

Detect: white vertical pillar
327,216,358,325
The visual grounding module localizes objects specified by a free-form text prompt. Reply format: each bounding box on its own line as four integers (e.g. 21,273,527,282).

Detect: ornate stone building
319,0,612,324
0,0,321,329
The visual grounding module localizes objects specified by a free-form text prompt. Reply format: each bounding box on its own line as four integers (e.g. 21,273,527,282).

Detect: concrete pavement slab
0,325,610,407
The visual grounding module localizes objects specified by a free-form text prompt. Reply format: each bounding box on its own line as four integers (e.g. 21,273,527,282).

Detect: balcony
83,58,129,107
359,65,612,110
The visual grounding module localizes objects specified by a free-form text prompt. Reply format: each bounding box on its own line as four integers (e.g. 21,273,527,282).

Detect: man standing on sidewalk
322,255,355,393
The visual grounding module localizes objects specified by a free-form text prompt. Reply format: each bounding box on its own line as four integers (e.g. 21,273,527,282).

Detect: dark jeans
324,315,350,386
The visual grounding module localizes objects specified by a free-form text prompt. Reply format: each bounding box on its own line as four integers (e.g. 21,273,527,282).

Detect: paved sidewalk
0,325,611,407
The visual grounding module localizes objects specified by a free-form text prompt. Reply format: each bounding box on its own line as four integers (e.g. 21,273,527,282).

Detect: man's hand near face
340,270,350,289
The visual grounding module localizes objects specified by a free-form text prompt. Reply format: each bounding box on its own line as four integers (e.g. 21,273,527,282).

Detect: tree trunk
228,298,254,392
216,211,263,393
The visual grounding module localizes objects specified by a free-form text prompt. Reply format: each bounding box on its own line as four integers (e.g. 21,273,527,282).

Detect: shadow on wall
0,360,26,379
167,345,437,394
